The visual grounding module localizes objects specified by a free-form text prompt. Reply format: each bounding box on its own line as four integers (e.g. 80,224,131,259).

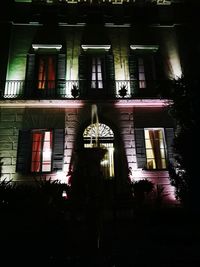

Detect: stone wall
0,108,23,180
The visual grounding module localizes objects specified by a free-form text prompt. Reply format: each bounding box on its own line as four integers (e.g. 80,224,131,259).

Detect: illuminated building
1,0,195,204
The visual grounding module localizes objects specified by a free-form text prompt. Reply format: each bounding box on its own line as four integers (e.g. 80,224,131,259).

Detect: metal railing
0,79,163,100
31,0,171,5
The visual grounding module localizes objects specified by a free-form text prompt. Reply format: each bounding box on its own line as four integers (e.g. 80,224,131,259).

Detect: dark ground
1,205,200,267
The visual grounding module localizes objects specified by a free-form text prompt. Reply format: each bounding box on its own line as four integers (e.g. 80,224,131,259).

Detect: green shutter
78,54,88,96
129,54,139,96
25,54,35,97
57,53,66,97
165,128,175,165
16,130,31,173
135,128,147,169
105,53,115,97
52,129,64,171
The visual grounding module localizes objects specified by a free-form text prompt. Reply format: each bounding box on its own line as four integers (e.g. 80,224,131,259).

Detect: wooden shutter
16,130,31,173
25,54,35,97
143,54,156,96
129,54,139,96
105,53,115,97
135,128,147,169
57,53,66,96
52,129,64,171
165,128,175,165
154,50,167,95
78,54,88,96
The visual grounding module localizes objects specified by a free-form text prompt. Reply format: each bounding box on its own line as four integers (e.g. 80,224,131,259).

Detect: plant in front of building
71,84,79,98
166,76,200,210
131,179,154,204
119,84,127,98
0,179,15,210
153,184,169,208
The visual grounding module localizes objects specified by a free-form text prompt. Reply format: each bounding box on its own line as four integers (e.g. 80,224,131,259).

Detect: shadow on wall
69,102,131,196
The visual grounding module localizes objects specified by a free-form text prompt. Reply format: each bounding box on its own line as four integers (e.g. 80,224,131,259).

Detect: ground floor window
83,123,114,178
144,128,167,169
31,130,53,172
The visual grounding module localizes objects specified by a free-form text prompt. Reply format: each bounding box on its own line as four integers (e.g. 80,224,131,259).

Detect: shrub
132,179,154,203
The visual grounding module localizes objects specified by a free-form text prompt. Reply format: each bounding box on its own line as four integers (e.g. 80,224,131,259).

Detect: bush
132,179,154,203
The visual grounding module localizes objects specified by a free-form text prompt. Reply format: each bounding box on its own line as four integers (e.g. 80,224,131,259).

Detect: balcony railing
31,0,168,5
0,79,163,100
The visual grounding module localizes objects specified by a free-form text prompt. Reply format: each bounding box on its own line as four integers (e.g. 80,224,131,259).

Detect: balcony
0,79,164,100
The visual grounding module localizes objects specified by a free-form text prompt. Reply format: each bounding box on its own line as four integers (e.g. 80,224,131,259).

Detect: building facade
1,0,195,204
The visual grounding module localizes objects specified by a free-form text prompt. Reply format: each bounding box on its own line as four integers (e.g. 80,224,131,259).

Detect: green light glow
5,26,37,96
15,0,32,2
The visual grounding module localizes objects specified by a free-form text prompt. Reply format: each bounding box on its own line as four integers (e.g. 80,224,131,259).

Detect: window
91,57,103,89
138,57,146,89
144,128,167,169
129,45,160,96
78,52,115,97
83,123,115,178
16,129,64,174
31,130,52,172
37,55,56,90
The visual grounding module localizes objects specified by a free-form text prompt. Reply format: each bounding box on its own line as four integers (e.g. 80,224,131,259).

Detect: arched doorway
83,123,115,179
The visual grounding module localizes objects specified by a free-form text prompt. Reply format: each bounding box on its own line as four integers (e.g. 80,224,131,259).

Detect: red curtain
31,132,42,172
37,56,56,90
38,58,46,89
47,56,56,89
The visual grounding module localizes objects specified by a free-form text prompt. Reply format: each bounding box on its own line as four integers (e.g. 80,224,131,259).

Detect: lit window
138,57,146,89
83,123,114,178
144,129,167,169
37,55,56,90
31,130,53,172
91,57,103,89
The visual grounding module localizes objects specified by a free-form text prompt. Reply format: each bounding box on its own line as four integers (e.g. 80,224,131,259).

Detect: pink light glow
115,99,169,107
0,100,84,108
130,169,177,203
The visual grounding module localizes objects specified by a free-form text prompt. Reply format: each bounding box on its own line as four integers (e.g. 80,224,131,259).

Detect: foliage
0,177,70,215
166,76,200,208
131,179,154,203
0,179,15,209
33,177,70,210
119,85,127,98
71,84,79,98
153,184,169,207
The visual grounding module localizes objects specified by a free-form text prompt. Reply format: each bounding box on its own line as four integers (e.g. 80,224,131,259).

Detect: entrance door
83,123,114,179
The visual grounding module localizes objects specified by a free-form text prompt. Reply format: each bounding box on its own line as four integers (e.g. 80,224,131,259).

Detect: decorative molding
81,45,111,51
32,44,62,50
130,45,159,52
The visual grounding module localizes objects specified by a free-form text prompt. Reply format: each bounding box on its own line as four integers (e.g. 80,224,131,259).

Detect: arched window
83,123,114,179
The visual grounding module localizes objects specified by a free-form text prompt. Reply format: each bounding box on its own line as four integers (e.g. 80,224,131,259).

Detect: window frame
35,54,57,91
144,128,167,170
83,123,115,179
31,129,53,173
88,54,106,91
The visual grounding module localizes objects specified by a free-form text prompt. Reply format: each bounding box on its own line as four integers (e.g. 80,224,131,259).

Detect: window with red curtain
31,130,53,172
37,55,56,90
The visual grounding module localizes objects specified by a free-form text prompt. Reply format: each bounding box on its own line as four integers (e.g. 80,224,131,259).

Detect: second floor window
138,57,146,89
91,57,103,89
79,52,115,97
37,55,56,90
